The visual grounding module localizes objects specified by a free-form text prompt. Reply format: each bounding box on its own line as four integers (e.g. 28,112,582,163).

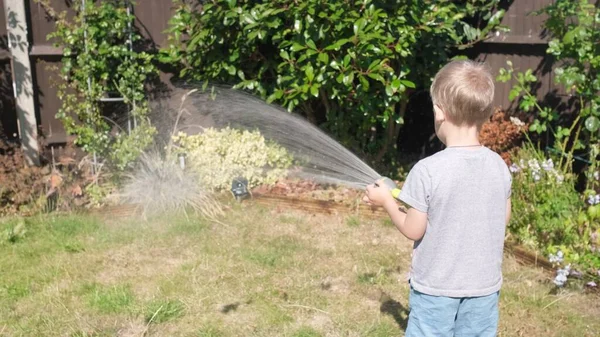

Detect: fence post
3,0,40,165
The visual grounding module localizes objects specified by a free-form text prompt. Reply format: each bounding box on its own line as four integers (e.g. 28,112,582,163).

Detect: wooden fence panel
473,0,555,111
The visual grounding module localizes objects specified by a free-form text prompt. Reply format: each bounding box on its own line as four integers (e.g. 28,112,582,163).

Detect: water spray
163,86,403,201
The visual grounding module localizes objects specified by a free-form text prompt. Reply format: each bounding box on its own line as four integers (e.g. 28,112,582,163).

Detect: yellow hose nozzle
377,177,401,201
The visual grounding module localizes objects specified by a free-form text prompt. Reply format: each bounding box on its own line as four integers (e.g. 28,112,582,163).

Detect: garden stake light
231,177,250,201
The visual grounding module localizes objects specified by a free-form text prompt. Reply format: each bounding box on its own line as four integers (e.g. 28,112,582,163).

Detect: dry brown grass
1,203,599,336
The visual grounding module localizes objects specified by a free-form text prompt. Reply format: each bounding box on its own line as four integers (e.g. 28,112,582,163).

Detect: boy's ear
433,105,446,122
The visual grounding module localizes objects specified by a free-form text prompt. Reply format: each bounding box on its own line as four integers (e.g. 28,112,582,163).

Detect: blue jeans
405,287,499,337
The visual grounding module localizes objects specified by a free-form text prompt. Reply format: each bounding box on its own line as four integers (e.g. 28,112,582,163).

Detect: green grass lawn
1,202,599,336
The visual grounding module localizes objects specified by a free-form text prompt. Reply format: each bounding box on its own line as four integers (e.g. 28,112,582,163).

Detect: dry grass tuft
120,152,223,219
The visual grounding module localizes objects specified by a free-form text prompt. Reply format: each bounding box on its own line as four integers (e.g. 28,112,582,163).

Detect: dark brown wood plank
34,58,67,143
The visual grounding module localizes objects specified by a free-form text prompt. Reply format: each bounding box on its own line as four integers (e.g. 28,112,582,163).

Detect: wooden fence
0,0,560,162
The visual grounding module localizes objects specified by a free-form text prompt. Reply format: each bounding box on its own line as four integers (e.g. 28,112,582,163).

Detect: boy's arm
382,199,427,241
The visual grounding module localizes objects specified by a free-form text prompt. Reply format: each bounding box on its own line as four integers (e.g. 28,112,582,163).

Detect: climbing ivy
37,0,157,170
160,0,506,159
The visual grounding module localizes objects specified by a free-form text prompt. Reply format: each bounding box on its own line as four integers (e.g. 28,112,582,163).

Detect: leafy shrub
479,110,526,163
0,140,47,215
0,137,120,214
36,0,157,170
498,0,600,286
510,146,576,249
172,128,293,190
161,0,506,157
509,146,600,283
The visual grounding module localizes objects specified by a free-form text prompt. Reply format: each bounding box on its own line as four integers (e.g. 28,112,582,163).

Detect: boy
363,60,512,337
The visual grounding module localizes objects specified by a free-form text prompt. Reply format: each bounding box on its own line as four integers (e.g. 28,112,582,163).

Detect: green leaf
508,88,520,101
305,64,315,82
563,27,579,45
266,92,278,104
367,72,384,83
237,70,245,80
385,85,393,96
343,54,351,67
291,43,306,51
318,53,329,64
368,59,380,71
400,80,415,89
342,72,354,86
310,85,319,97
359,75,370,91
353,18,366,35
325,38,350,51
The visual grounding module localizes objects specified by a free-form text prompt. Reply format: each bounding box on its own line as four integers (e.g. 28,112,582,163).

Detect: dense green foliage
160,0,506,157
509,146,600,278
38,0,157,170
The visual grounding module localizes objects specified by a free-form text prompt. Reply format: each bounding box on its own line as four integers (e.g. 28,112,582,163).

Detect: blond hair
430,60,495,126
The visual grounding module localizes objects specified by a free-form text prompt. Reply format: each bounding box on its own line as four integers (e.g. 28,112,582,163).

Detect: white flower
528,159,540,172
541,159,554,171
588,194,600,205
533,172,541,182
509,163,520,173
553,273,568,287
586,281,597,287
553,264,571,287
510,116,525,127
594,171,599,181
555,174,564,184
549,250,564,263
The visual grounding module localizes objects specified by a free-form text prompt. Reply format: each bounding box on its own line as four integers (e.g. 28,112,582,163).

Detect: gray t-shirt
399,146,511,297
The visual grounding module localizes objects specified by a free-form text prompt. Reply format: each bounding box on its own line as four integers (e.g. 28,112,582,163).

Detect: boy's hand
363,180,395,207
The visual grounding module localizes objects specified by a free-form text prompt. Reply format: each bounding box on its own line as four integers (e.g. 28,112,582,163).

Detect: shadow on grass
220,302,241,314
379,292,409,332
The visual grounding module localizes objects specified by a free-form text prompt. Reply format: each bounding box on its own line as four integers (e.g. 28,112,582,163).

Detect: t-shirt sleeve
398,162,431,213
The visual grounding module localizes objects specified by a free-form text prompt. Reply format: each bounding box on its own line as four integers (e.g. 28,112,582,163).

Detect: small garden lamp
231,177,250,201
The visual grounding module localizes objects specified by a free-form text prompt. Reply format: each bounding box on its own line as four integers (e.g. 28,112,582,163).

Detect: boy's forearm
382,199,427,241
383,199,408,235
